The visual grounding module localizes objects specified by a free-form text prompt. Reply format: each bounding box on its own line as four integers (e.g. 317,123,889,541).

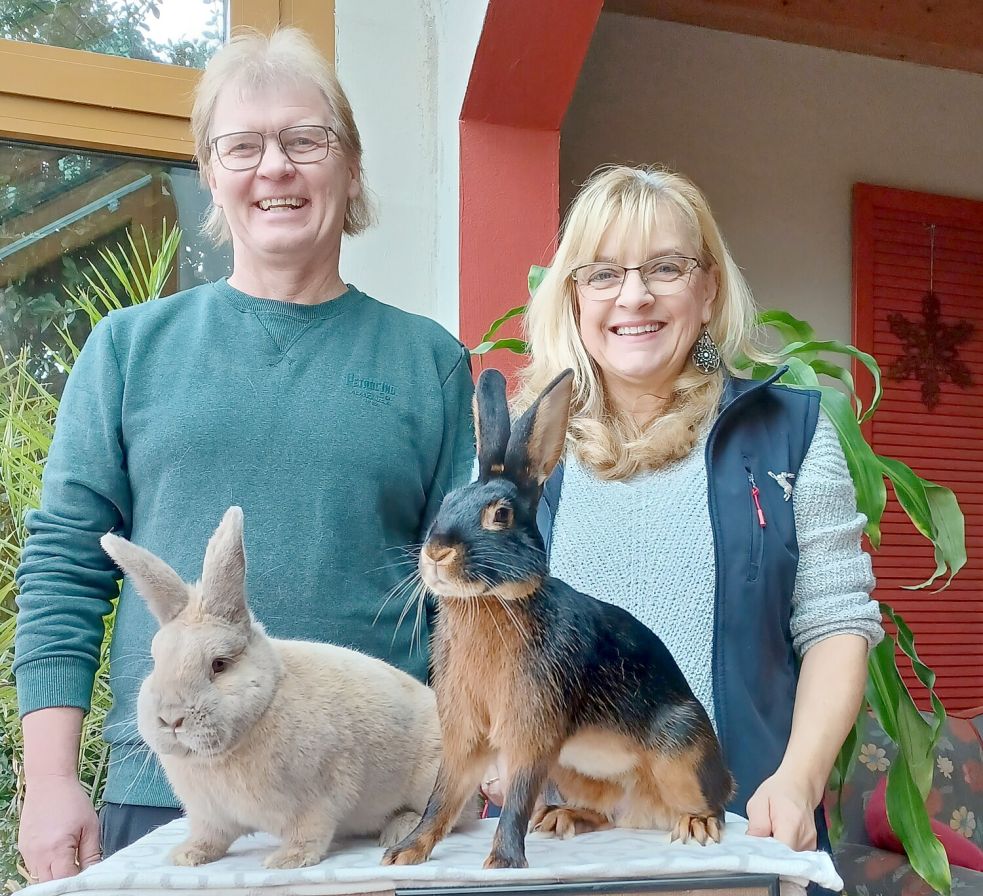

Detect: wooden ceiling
604,0,983,76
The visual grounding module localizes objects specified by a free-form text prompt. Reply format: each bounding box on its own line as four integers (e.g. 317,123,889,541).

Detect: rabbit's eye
211,658,230,676
482,500,514,530
493,506,513,526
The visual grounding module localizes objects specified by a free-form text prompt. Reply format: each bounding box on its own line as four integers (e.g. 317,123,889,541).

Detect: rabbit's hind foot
531,805,612,839
263,841,331,869
669,812,721,846
379,810,423,847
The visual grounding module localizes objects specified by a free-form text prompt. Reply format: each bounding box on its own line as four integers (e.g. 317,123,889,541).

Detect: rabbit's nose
426,545,457,565
158,713,185,732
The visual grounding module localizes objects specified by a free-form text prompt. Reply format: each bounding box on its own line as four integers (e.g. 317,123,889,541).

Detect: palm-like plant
472,266,963,896
0,223,180,889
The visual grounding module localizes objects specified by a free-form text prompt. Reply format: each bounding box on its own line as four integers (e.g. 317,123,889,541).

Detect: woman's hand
18,772,101,883
745,769,818,851
479,756,508,807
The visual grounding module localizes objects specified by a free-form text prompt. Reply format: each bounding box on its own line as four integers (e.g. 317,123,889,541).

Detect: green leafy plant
0,223,180,891
473,265,961,896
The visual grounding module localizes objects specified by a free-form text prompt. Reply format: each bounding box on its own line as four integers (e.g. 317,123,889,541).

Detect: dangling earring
691,327,721,374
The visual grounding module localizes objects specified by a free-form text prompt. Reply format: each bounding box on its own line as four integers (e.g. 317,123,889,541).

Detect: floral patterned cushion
832,840,983,896
825,712,983,895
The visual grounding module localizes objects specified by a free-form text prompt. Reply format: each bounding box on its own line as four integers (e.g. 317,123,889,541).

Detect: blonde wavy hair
516,165,767,480
191,26,375,244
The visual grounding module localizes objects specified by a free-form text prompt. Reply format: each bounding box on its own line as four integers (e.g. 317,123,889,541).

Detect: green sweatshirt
14,279,474,807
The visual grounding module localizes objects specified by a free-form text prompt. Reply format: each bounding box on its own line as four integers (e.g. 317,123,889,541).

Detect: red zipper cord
748,472,767,527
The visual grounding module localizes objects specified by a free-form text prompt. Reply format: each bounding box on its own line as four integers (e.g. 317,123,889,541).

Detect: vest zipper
744,458,764,581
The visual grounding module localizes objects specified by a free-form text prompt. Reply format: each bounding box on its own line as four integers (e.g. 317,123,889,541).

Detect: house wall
334,0,488,336
562,13,983,344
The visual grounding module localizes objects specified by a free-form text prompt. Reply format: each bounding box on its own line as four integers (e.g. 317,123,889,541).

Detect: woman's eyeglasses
209,125,336,171
570,256,702,299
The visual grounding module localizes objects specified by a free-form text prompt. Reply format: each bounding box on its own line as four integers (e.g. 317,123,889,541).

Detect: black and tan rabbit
101,506,443,869
382,368,734,870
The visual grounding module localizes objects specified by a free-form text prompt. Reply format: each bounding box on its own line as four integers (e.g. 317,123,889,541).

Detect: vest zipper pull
748,471,766,528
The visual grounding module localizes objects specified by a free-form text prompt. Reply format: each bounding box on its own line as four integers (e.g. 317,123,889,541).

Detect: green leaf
920,484,967,589
806,358,858,414
28,294,64,316
877,457,966,589
781,339,883,423
528,264,549,297
756,309,815,343
479,304,527,343
884,604,946,744
865,605,949,894
772,355,819,388
470,338,528,356
885,753,952,895
827,708,865,845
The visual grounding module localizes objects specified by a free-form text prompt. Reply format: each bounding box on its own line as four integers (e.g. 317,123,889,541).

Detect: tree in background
0,0,223,68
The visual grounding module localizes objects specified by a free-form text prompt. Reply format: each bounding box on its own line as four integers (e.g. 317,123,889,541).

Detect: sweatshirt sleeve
14,317,132,716
791,411,884,656
419,344,475,538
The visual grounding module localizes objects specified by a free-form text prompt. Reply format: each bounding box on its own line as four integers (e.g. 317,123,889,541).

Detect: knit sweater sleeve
14,317,132,716
791,411,883,656
418,345,475,537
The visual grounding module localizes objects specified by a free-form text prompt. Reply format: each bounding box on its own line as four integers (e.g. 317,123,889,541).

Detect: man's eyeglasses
570,256,703,299
209,125,336,171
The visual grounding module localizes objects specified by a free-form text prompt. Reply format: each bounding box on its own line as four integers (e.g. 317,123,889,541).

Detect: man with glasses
14,28,475,883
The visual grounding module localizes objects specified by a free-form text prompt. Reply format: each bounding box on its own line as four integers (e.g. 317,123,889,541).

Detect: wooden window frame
0,0,334,160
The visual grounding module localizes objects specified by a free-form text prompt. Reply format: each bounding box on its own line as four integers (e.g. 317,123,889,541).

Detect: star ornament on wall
887,291,974,410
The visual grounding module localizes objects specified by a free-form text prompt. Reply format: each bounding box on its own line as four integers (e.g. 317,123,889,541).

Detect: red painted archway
459,0,603,377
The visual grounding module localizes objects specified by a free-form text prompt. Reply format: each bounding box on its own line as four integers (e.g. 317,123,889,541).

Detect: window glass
0,0,227,68
0,139,231,392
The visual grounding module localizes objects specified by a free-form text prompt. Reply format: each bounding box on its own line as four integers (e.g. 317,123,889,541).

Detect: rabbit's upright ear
475,368,511,481
504,369,573,493
101,533,189,625
200,506,250,628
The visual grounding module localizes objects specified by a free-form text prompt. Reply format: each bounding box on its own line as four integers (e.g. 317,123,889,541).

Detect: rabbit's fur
383,369,734,871
101,506,442,869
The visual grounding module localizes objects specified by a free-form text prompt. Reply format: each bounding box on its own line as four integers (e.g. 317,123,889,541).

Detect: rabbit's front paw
669,813,721,846
381,841,432,866
170,840,227,866
264,843,327,869
483,848,528,869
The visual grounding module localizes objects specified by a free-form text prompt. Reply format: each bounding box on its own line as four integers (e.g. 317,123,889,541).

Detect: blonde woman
14,28,473,882
485,166,881,888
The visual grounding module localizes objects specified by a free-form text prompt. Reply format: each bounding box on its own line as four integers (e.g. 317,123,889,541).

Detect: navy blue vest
538,370,821,818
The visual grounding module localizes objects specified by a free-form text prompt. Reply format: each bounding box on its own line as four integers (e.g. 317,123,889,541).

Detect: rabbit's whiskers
367,545,422,575
391,575,430,656
410,583,429,659
375,566,423,626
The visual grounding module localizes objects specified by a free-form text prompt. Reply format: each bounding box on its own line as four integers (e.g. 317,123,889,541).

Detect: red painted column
459,0,602,378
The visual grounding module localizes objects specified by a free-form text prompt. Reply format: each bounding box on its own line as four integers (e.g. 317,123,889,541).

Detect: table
21,814,840,895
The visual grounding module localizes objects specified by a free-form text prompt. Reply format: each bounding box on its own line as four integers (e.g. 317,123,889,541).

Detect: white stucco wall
562,14,983,344
334,0,488,336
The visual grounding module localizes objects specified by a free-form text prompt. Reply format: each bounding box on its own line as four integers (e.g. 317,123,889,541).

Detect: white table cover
21,814,842,896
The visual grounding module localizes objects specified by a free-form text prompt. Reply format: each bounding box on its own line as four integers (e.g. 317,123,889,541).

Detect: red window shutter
853,183,983,713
